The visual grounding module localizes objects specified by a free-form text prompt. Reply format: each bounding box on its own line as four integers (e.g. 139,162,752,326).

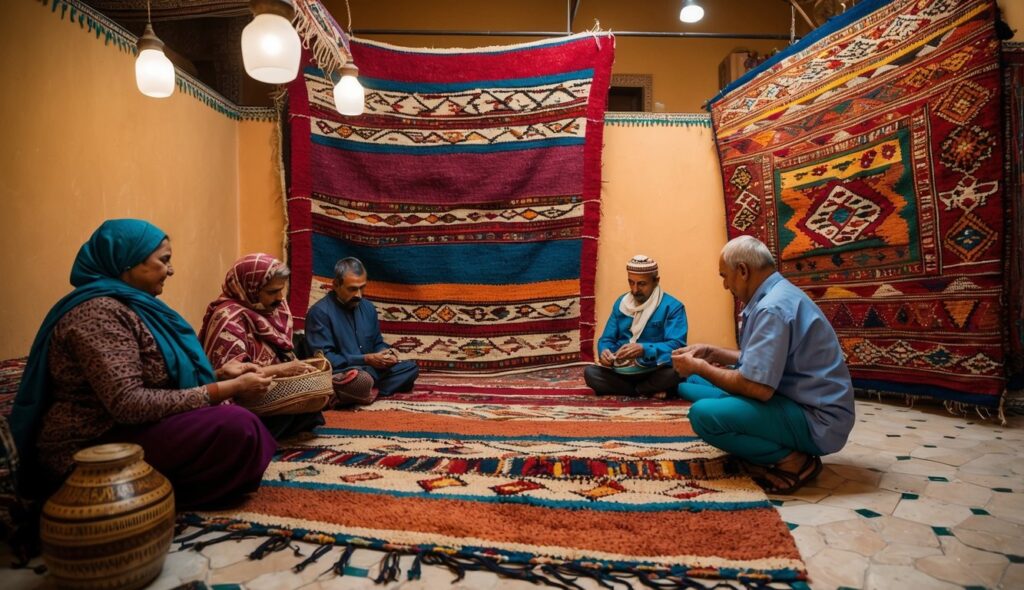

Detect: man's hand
365,351,399,369
216,359,261,380
598,349,617,367
614,343,644,362
671,350,703,378
675,344,716,361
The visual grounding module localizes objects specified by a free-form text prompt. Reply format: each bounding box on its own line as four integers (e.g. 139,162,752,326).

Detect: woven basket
239,355,333,416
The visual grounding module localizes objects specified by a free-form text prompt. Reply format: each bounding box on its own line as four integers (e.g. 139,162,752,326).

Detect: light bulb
679,1,705,23
135,24,174,98
333,65,365,116
242,12,301,84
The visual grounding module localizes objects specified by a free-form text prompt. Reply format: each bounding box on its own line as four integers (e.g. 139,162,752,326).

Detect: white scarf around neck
619,285,663,344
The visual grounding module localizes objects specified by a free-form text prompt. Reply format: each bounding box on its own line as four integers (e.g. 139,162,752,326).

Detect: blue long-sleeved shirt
597,293,688,366
305,294,388,372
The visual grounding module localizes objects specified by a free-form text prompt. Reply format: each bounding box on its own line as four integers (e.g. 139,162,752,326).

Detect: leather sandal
753,455,823,495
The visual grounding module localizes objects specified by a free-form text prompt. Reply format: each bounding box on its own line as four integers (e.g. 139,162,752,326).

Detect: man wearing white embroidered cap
584,255,688,397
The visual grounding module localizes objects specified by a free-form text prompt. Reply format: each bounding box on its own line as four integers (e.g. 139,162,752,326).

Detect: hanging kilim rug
285,32,614,373
179,381,807,588
707,0,1007,415
1003,41,1024,410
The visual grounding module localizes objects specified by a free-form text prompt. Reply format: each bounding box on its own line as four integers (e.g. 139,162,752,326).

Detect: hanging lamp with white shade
679,0,705,23
135,1,175,98
333,63,365,116
242,0,302,84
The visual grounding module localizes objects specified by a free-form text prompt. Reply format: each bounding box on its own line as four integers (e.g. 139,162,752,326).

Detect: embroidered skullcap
626,254,658,274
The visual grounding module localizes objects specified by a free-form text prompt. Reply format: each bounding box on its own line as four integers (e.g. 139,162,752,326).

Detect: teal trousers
678,375,821,465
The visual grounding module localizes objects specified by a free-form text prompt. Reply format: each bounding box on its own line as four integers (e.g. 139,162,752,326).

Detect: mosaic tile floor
3,398,1021,590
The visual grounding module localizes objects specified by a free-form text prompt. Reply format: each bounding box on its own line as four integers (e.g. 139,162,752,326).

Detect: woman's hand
215,359,261,380
264,360,316,378
211,372,272,404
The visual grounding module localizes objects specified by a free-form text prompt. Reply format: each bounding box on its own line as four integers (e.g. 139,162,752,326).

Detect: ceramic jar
40,443,175,590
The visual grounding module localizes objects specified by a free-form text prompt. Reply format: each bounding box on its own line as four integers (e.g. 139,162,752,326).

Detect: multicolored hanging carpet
285,33,614,373
179,374,807,587
707,0,1007,414
1003,42,1024,410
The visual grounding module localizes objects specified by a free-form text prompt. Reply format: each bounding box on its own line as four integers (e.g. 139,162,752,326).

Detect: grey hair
334,257,366,280
270,265,291,281
721,235,776,270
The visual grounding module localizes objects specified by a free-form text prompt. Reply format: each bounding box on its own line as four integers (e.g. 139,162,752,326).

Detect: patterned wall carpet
708,0,1008,414
285,33,614,373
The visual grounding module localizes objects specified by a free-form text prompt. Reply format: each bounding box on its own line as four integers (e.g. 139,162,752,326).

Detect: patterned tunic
37,297,210,478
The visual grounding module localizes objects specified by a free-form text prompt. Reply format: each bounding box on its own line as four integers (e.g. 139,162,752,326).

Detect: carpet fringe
175,516,807,589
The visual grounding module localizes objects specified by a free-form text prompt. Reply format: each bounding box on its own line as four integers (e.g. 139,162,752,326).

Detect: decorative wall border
603,113,712,127
39,0,278,122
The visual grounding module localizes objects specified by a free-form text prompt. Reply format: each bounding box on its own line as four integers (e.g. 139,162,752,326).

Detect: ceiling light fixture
135,0,175,98
679,0,705,24
241,0,301,84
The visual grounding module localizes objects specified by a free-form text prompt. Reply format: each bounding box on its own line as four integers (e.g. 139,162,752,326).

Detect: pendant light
242,0,302,84
135,1,175,98
679,0,705,23
333,63,365,116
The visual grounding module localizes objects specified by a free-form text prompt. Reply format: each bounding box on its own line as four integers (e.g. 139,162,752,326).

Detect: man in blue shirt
306,257,419,398
672,236,854,494
584,255,688,397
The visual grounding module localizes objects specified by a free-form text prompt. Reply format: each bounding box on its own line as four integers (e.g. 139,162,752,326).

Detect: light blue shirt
738,272,854,454
598,292,687,366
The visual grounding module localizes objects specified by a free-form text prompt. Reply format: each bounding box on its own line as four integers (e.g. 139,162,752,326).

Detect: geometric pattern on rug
708,0,1007,412
285,33,614,373
181,373,807,586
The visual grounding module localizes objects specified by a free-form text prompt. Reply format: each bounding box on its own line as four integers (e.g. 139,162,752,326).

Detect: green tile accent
856,508,882,518
993,487,1013,493
955,425,966,429
932,526,953,536
791,583,812,590
970,508,990,515
944,435,956,439
901,492,919,500
963,586,987,590
928,476,950,482
836,587,860,590
211,586,243,590
905,425,917,429
786,522,798,530
896,455,911,460
1009,555,1024,563
886,434,902,437
770,499,784,506
924,444,937,448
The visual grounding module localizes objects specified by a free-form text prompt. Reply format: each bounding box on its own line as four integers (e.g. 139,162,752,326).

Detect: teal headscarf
10,219,216,463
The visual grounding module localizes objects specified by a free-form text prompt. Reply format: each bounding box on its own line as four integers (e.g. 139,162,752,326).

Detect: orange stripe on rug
242,485,801,562
324,409,696,437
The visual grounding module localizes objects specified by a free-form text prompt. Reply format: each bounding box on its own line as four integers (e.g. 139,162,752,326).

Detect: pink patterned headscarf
199,253,294,369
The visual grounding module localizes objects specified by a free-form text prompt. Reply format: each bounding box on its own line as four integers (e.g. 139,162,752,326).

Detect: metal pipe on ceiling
350,29,795,40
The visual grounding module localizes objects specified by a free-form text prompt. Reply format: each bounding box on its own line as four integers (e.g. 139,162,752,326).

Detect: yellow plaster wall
599,123,736,349
238,121,285,260
329,0,800,112
0,1,240,359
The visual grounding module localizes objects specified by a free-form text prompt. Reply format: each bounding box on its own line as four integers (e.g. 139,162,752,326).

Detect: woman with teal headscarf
11,219,278,507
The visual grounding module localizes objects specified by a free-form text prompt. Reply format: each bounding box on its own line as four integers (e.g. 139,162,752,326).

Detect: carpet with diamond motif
179,373,807,587
708,0,1007,414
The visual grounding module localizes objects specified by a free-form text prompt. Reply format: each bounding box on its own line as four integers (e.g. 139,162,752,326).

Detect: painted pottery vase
40,443,175,590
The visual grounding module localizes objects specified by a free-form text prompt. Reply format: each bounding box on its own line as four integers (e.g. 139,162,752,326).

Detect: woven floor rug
285,33,614,373
707,0,1007,415
179,373,807,587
